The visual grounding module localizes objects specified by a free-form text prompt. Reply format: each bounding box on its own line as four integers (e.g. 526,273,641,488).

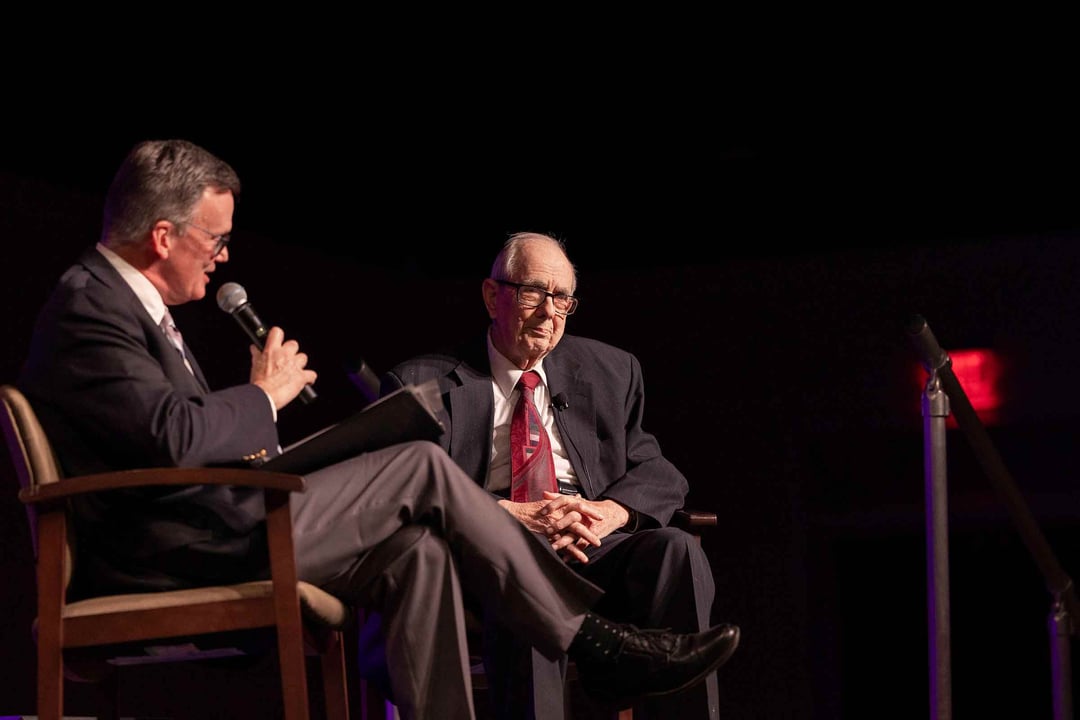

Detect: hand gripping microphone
216,282,317,404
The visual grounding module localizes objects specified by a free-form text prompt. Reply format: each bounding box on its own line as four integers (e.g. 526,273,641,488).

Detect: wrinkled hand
499,492,631,563
541,492,633,561
249,326,317,409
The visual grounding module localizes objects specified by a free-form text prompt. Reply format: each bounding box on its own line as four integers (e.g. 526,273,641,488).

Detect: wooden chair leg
278,630,311,720
320,630,350,720
38,636,63,720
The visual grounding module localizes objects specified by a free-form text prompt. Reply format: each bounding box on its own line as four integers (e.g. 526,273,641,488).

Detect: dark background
3,95,1080,719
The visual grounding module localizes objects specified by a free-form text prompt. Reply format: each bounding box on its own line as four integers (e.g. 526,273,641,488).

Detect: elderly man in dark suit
383,232,728,719
17,143,737,720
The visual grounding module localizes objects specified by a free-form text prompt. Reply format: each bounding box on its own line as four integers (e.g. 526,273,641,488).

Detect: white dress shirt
484,331,580,494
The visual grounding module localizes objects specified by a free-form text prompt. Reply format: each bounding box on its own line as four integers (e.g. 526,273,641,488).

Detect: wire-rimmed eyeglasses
495,280,579,315
184,222,231,258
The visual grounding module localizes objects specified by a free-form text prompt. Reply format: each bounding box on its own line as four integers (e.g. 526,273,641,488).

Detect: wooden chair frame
1,384,352,720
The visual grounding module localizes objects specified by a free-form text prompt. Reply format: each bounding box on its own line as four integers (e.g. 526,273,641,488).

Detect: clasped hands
501,491,632,563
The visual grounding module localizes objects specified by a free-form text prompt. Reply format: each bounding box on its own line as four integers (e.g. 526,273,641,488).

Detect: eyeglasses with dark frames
495,280,579,315
183,222,231,258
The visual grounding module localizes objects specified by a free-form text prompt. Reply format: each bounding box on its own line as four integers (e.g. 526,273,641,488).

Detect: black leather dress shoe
576,623,740,702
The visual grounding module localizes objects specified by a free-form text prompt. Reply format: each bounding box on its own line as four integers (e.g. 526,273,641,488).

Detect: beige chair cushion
63,580,349,630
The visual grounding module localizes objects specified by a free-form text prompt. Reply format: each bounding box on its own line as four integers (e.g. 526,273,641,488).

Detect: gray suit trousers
287,440,602,720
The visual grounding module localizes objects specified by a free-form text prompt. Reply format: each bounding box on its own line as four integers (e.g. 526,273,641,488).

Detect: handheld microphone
551,393,569,411
216,282,317,404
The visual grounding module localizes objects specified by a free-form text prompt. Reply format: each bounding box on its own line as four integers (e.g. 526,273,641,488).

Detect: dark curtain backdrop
2,115,1080,718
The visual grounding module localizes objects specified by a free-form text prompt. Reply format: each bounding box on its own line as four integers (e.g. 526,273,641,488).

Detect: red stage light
913,348,1005,422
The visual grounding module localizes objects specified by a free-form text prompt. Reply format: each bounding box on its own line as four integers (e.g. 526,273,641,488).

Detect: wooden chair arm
19,467,305,508
671,508,718,533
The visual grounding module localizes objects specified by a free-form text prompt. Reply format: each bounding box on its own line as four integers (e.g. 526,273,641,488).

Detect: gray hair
490,232,577,292
101,139,241,247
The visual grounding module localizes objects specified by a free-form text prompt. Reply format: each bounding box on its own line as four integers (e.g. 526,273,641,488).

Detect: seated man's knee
398,525,452,569
651,526,701,554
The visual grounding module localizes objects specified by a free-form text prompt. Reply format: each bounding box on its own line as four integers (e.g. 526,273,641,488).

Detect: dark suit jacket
18,248,281,595
383,333,689,527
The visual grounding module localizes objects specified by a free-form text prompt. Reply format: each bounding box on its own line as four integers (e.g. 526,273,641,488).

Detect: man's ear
150,220,174,259
481,278,499,319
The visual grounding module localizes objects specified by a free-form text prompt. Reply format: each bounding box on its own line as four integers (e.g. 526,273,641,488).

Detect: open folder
262,379,446,475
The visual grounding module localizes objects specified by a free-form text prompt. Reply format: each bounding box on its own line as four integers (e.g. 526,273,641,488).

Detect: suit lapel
186,352,212,394
81,249,210,395
446,360,495,482
544,343,600,497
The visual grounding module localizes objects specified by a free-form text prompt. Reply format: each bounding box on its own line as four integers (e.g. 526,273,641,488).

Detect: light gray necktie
161,309,194,374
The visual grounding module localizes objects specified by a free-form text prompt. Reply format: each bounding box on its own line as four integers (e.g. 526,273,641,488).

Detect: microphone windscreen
216,282,248,314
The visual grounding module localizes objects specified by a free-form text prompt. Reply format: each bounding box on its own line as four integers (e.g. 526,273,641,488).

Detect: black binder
262,380,445,475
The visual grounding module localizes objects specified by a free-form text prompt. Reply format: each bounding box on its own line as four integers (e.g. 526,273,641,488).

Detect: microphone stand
921,361,952,720
908,315,1079,720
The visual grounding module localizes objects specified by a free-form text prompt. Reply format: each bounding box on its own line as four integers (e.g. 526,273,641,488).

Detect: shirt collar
96,242,168,325
486,330,549,400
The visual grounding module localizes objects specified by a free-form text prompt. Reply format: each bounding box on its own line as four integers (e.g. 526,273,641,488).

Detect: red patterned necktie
510,370,557,502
